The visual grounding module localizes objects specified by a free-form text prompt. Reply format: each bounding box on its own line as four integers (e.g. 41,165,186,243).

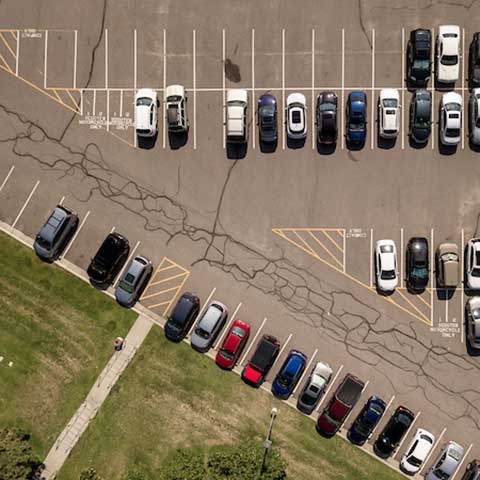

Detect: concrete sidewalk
41,314,153,480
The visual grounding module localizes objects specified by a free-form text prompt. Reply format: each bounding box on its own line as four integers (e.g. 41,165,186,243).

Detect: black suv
316,91,338,144
469,33,480,88
406,237,429,291
34,205,78,262
87,233,130,289
409,89,432,145
374,406,415,459
462,459,480,480
164,292,200,342
407,29,432,87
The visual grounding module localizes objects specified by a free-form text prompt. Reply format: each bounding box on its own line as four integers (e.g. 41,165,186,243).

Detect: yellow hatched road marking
415,293,431,309
141,285,181,301
307,231,343,268
0,52,13,73
147,300,171,309
0,33,16,59
52,89,62,102
10,31,17,41
321,230,343,253
148,271,187,287
395,290,431,325
65,89,80,111
164,273,189,316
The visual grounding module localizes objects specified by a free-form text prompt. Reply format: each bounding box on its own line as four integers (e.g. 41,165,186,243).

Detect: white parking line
0,165,15,193
73,30,77,89
311,28,315,150
293,347,318,395
93,89,96,116
395,411,421,455
222,28,226,150
461,227,465,343
110,226,115,233
12,180,39,228
276,333,292,361
400,227,404,288
401,28,405,150
193,29,197,150
341,28,345,150
369,228,373,288
343,229,346,273
462,28,465,150
133,29,137,91
315,364,344,413
342,380,369,427
105,29,108,89
214,301,242,350
430,228,434,325
120,89,123,117
371,28,375,150
59,195,65,206
420,427,446,475
106,90,110,132
44,30,48,89
115,240,140,287
431,28,435,151
369,395,395,438
15,29,19,76
240,316,267,365
163,28,166,149
62,210,90,258
282,29,286,150
445,292,449,324
187,286,216,337
251,28,255,150
384,395,395,412
451,443,473,480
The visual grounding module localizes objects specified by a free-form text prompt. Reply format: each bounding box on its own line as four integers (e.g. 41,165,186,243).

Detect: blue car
271,350,307,399
346,91,367,147
258,93,278,143
348,395,386,445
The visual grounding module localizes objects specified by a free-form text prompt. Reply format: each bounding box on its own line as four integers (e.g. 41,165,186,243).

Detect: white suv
135,89,158,137
379,89,400,139
436,25,460,85
226,89,248,144
440,92,462,146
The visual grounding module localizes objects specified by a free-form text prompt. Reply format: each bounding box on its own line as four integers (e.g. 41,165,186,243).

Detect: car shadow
137,133,158,150
259,139,278,154
437,131,458,156
168,130,188,150
346,140,365,151
226,142,248,159
377,134,396,150
436,287,455,301
406,284,426,295
317,141,337,155
287,136,306,149
408,135,429,149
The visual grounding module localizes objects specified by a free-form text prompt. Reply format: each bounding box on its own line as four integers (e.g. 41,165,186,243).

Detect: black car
257,93,278,143
407,29,432,87
347,395,386,446
469,33,480,88
406,237,429,291
409,89,432,144
461,459,480,480
164,292,200,342
87,232,130,289
316,91,338,144
374,406,415,459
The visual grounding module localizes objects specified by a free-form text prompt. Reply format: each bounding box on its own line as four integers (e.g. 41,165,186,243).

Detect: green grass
58,327,404,480
0,231,136,457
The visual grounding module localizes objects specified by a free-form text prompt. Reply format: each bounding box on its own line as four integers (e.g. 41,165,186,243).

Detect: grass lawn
59,327,404,480
0,231,137,457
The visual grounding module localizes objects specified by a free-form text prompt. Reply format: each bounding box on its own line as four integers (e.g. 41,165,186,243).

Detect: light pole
259,407,278,477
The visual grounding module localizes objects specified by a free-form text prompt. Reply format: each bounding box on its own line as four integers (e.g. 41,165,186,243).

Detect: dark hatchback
374,406,415,459
469,33,480,88
407,29,432,87
409,89,432,145
164,292,200,341
348,395,386,446
258,93,278,143
87,233,130,289
316,91,338,144
406,237,429,291
346,91,367,147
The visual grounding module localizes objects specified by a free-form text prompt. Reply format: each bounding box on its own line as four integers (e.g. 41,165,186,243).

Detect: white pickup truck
226,89,248,144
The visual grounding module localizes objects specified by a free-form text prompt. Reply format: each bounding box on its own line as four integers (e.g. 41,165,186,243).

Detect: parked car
469,33,480,88
426,441,465,480
258,93,278,143
409,89,432,145
87,233,130,289
191,301,228,353
378,89,400,139
374,406,415,458
461,459,480,480
271,350,307,400
34,205,78,262
466,297,480,351
436,25,460,85
226,89,248,144
407,29,432,87
135,88,158,137
164,292,200,342
469,89,480,146
440,92,462,146
375,239,398,293
466,238,480,289
165,84,188,133
436,243,460,288
346,91,367,147
316,373,364,438
316,91,338,144
406,237,429,292
241,334,280,387
115,255,153,308
286,93,307,140
347,395,386,446
215,319,250,369
297,361,333,415
400,428,435,475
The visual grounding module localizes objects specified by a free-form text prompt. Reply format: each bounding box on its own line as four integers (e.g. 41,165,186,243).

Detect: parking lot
2,0,480,478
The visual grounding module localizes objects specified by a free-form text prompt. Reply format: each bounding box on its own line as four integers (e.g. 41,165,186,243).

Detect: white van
226,89,248,144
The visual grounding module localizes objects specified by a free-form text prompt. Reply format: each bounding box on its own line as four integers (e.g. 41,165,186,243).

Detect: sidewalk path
41,313,153,479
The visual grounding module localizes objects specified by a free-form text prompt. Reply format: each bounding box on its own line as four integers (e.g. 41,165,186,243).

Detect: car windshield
441,55,458,66
195,327,210,339
445,103,461,112
301,392,317,405
381,269,396,280
136,97,152,106
416,116,430,128
413,59,430,70
383,99,398,108
476,116,480,128
355,419,372,436
408,456,423,468
446,128,460,137
219,349,235,360
433,469,450,480
118,280,134,294
35,235,51,248
167,95,182,102
412,267,428,278
472,267,480,278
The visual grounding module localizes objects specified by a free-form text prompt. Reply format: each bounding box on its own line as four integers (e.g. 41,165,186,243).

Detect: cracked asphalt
2,0,480,470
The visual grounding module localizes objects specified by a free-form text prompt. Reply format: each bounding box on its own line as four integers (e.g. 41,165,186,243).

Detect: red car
215,319,251,369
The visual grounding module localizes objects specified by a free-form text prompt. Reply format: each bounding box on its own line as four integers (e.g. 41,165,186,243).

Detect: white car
436,25,460,84
466,238,480,289
165,84,188,133
400,428,435,474
135,89,158,137
375,240,398,292
286,93,307,140
469,88,480,146
426,441,464,480
440,92,462,146
226,89,248,144
379,89,400,139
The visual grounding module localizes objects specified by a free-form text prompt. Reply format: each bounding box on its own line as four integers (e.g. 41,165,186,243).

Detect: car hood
33,242,51,259
191,331,210,350
115,286,133,305
412,125,430,141
242,364,262,383
401,457,421,474
348,129,365,142
378,277,398,291
438,63,459,81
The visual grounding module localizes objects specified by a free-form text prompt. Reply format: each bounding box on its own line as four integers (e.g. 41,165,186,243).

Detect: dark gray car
191,301,228,353
115,255,153,307
34,205,78,262
409,90,431,145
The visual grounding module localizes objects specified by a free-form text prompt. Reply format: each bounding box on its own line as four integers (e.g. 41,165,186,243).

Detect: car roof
165,84,185,99
259,93,276,106
40,207,69,241
283,351,306,374
414,29,431,41
227,88,248,103
437,442,464,474
287,92,306,105
443,91,462,106
125,256,148,278
410,430,434,458
198,303,223,331
380,88,400,102
136,88,156,100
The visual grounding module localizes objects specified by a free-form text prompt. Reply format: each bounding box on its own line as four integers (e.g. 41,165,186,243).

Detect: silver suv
165,85,188,133
191,301,228,353
115,255,153,308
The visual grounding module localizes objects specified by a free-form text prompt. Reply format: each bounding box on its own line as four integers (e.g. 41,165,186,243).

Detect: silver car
470,88,480,146
296,361,332,414
191,301,228,353
115,255,153,308
426,441,464,480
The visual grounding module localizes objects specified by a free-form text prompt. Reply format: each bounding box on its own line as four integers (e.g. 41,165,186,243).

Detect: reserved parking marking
315,364,344,413
451,443,473,480
240,316,267,366
420,427,446,475
12,180,39,228
293,347,318,395
214,301,242,350
0,165,15,192
62,210,90,258
187,286,216,338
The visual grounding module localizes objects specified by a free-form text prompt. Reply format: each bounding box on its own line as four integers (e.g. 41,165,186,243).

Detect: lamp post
259,407,278,477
